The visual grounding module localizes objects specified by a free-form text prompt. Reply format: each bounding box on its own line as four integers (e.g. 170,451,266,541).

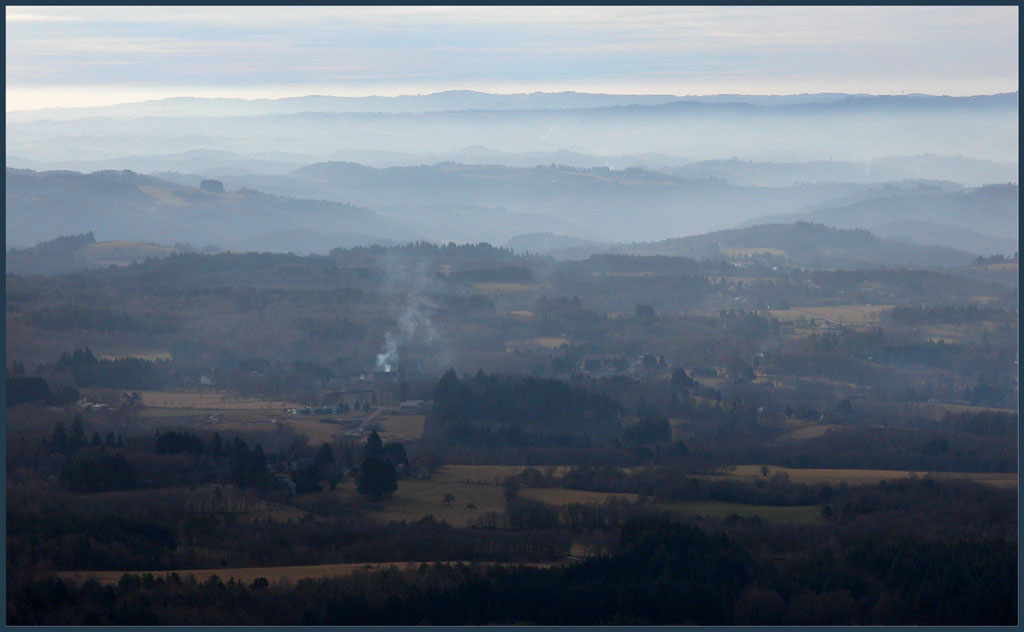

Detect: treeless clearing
533,336,570,348
720,247,786,258
432,465,571,484
657,500,822,525
771,304,893,325
374,414,426,441
328,466,611,527
720,465,1017,489
132,390,304,411
96,350,173,361
473,282,548,294
53,560,560,586
977,263,1018,271
775,423,846,442
333,478,506,527
520,487,639,505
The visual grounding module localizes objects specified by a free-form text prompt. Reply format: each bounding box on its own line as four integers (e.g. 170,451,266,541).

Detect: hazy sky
6,6,1019,110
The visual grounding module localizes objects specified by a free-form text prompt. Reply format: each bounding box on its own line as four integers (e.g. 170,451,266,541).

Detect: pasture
657,500,823,525
373,414,427,441
473,282,548,294
769,304,892,326
54,560,558,586
721,465,1017,489
329,465,625,527
132,390,303,411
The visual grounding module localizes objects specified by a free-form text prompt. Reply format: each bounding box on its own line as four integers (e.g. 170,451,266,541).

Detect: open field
769,304,893,325
853,398,1019,420
473,282,548,294
533,336,570,348
78,484,313,523
720,465,1017,489
53,560,560,586
420,464,1017,491
131,390,304,411
656,500,823,525
373,414,427,441
333,478,506,527
327,465,624,527
520,487,638,505
720,247,786,258
432,465,572,484
978,262,1018,272
774,423,846,442
96,350,173,361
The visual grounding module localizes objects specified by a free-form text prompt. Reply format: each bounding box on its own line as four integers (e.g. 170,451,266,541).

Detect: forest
5,238,1017,625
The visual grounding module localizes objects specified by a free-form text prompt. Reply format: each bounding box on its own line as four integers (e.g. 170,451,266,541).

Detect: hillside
5,168,413,252
744,183,1018,253
194,162,870,243
616,222,979,269
5,233,182,276
8,93,1017,167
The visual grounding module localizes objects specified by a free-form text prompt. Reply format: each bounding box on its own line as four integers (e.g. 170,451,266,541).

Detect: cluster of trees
9,513,1015,625
428,369,623,438
28,303,176,333
38,348,171,390
886,304,1017,325
6,375,79,408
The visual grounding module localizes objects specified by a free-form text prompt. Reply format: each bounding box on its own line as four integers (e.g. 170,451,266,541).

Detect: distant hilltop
7,90,1017,122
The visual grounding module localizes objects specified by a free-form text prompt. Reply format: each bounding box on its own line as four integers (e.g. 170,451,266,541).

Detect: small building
399,400,427,414
276,475,296,497
199,179,225,194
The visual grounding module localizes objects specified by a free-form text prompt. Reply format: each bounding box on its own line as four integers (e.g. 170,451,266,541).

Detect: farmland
54,560,561,586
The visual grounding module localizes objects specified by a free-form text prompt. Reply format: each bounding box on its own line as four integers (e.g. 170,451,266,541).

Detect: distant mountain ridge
8,149,1015,188
5,90,887,123
8,92,1017,165
614,222,980,269
744,182,1018,254
5,168,415,252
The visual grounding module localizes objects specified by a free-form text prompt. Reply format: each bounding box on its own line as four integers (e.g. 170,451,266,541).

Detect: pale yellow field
325,465,618,527
54,560,558,586
720,465,1017,489
473,282,548,294
977,263,1018,271
656,500,822,525
520,487,639,505
333,478,506,527
374,414,427,441
132,390,304,411
433,465,570,484
96,350,173,361
770,304,893,325
138,185,189,207
533,336,571,348
720,247,786,258
857,398,1018,419
774,423,845,442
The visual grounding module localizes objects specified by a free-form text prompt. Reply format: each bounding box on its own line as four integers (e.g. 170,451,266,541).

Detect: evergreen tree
357,432,397,501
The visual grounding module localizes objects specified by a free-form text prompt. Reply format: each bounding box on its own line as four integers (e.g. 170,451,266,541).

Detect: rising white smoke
374,256,440,372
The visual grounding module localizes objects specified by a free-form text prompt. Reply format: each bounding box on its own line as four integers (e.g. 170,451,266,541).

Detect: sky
5,6,1019,111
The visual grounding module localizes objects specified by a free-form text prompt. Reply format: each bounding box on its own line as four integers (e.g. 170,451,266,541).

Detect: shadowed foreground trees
8,517,1016,626
357,431,397,501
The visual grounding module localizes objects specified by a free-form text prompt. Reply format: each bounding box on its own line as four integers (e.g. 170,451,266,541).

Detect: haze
5,7,1020,627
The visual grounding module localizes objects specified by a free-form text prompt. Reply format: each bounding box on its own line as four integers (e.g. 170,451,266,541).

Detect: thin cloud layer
5,6,1019,110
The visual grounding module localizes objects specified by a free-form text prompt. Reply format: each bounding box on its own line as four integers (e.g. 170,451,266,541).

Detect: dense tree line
426,370,624,447
9,515,1015,625
886,304,1017,325
38,348,172,390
